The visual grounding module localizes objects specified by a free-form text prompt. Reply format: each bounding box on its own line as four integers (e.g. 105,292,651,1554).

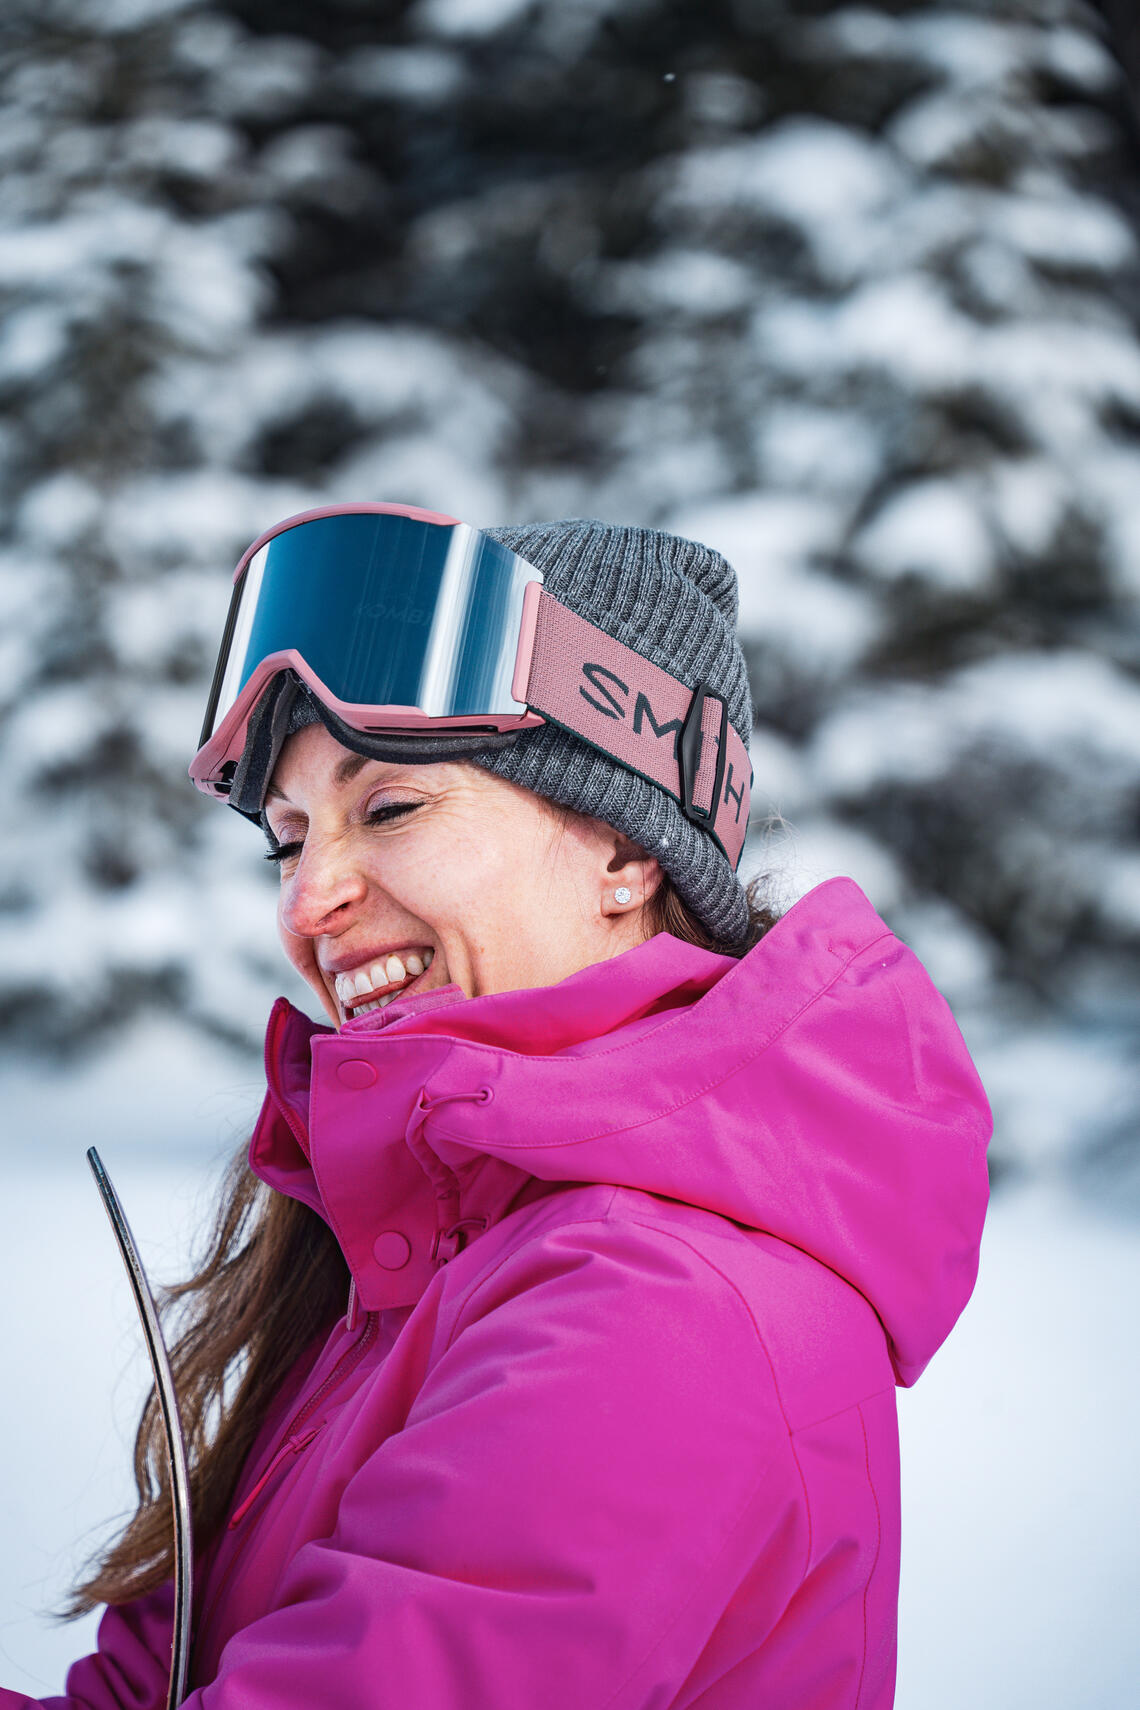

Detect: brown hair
66,859,779,1615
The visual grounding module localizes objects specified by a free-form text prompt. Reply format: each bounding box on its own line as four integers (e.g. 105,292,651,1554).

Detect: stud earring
613,887,632,904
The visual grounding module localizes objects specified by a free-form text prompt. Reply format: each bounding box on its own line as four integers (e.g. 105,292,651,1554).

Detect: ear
600,829,664,917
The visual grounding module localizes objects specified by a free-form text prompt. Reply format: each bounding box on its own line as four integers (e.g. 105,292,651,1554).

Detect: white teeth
333,948,433,1012
378,992,397,1007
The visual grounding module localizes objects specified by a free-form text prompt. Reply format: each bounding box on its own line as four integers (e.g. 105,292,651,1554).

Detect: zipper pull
227,1427,319,1530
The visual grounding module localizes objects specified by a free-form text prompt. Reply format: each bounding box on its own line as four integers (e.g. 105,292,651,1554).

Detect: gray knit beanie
237,519,754,948
473,520,753,947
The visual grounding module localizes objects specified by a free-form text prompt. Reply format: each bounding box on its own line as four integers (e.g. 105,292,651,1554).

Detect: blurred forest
1,0,1139,1197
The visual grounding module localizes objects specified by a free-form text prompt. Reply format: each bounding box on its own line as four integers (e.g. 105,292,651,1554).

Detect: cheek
394,824,501,918
449,851,559,960
426,848,513,928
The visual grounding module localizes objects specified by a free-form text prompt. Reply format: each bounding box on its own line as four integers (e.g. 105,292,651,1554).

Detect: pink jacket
4,877,991,1710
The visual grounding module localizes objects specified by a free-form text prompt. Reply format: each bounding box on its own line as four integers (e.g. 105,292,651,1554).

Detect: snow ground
0,1108,1137,1706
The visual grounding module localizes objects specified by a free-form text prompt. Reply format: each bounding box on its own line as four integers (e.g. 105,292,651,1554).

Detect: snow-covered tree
2,0,1138,1192
0,0,545,1057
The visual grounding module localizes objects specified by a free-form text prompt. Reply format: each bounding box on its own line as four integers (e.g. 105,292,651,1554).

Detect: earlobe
603,845,663,915
596,823,664,919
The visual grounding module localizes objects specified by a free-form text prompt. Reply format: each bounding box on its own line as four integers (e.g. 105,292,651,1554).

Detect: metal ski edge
86,1146,193,1710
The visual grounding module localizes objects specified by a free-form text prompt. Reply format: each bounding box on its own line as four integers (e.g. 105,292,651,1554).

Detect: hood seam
425,929,896,1152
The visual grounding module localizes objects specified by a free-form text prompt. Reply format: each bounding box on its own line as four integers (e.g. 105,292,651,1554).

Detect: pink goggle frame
191,503,751,868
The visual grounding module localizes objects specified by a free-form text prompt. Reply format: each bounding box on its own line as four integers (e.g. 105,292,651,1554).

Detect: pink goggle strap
523,591,751,868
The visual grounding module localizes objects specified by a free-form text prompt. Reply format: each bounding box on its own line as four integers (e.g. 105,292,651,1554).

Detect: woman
2,505,991,1709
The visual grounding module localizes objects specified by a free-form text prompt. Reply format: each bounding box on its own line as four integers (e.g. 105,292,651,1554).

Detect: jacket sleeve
0,1580,174,1710
6,1210,808,1710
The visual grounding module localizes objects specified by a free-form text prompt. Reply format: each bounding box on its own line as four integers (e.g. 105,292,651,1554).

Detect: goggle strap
226,670,301,815
523,591,751,868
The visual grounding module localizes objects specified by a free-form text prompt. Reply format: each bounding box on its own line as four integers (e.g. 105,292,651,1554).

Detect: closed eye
263,801,420,863
264,838,301,864
366,801,421,827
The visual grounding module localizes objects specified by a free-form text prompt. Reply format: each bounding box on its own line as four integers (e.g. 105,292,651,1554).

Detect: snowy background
1,0,1138,1703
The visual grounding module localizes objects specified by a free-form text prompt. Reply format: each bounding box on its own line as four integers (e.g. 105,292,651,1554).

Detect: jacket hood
250,876,991,1386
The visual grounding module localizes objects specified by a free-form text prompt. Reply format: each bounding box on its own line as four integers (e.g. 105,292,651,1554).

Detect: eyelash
264,802,420,864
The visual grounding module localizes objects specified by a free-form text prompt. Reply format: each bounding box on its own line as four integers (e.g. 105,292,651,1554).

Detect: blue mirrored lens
228,514,533,720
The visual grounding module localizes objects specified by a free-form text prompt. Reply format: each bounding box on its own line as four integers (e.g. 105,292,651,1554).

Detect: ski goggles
191,503,751,866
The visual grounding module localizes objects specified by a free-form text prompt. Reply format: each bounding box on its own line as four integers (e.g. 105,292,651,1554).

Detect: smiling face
263,721,664,1027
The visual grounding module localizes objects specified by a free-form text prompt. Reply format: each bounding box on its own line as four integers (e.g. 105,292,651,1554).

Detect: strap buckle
679,683,728,829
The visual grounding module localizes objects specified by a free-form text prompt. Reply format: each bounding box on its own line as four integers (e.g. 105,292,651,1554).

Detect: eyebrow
335,751,371,787
264,750,396,805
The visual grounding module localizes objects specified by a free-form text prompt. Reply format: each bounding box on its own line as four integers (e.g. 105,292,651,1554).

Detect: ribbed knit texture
471,521,753,946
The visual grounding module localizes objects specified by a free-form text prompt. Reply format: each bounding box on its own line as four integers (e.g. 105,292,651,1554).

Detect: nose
278,834,369,939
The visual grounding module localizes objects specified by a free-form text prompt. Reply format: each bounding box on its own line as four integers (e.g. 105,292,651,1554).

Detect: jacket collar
249,928,731,1312
249,879,992,1384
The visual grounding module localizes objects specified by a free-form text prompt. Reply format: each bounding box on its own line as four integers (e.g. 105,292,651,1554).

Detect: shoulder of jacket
463,1182,897,1434
442,1184,772,1362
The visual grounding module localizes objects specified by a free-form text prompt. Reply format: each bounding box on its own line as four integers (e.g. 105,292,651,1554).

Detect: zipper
274,1307,378,1446
194,1310,379,1673
226,1428,319,1530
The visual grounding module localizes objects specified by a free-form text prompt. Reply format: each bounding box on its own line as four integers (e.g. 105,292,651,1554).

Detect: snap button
373,1231,411,1271
337,1059,377,1090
